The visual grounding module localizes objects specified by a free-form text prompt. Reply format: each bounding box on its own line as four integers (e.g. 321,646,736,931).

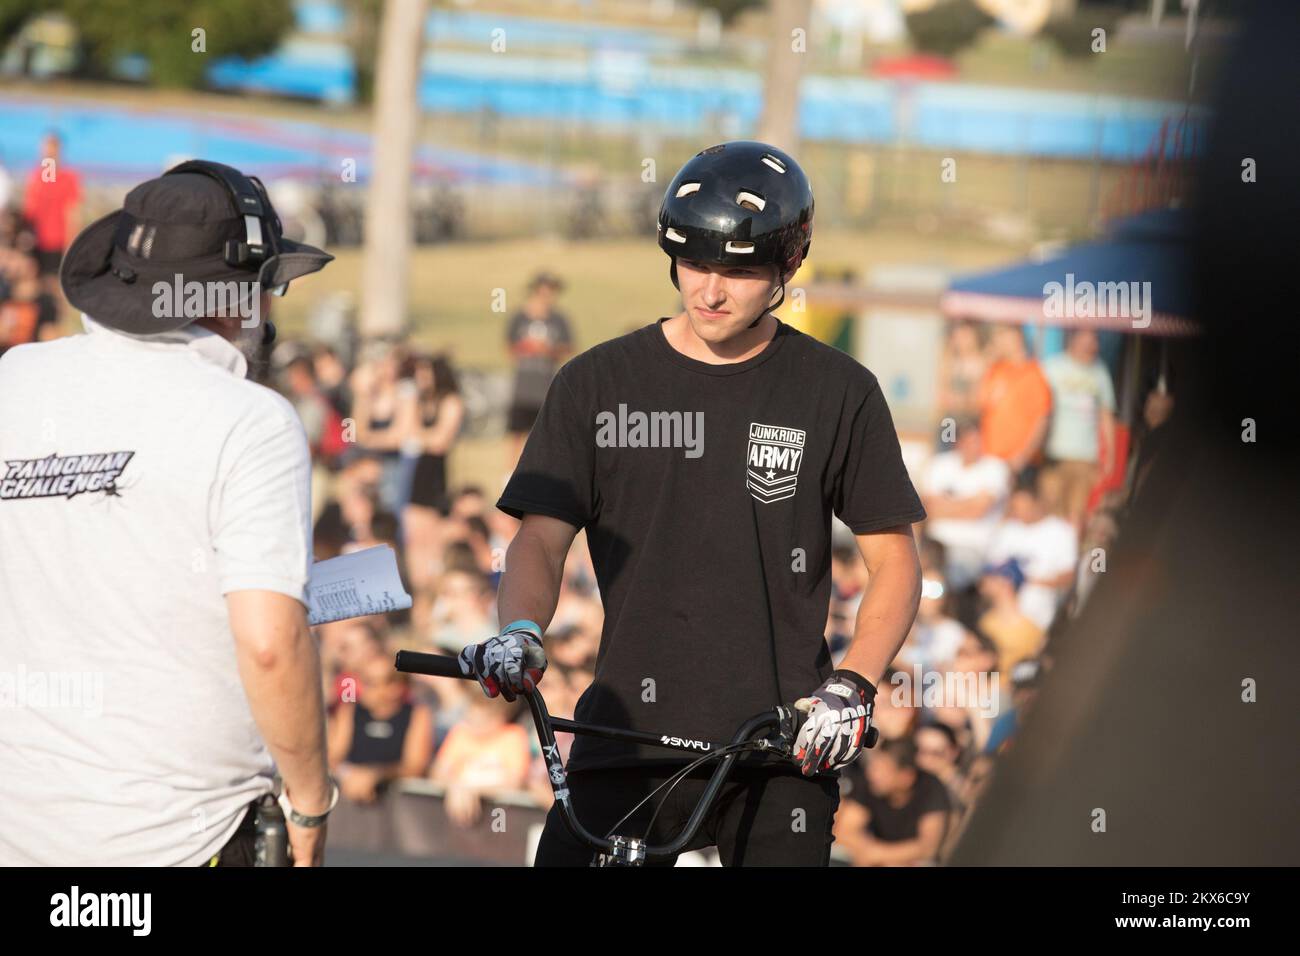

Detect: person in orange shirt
978,324,1052,474
22,132,81,303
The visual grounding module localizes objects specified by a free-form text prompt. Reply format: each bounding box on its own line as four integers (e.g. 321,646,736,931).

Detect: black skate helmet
657,141,814,324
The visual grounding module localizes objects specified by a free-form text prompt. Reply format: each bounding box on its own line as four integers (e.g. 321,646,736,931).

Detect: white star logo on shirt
766,469,776,480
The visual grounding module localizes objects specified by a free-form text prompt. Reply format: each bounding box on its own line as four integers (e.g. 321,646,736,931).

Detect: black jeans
199,803,257,867
535,764,841,867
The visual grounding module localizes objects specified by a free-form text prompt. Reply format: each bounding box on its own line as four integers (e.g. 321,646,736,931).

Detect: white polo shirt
0,313,312,866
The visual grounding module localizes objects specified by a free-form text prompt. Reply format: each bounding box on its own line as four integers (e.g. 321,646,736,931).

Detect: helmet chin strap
749,275,786,328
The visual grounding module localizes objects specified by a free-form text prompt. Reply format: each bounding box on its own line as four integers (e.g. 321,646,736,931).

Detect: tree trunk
360,0,427,338
756,0,811,154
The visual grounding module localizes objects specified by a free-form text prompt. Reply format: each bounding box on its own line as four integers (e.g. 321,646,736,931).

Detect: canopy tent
939,207,1198,337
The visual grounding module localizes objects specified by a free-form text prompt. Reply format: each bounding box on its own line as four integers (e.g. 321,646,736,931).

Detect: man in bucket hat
0,161,339,866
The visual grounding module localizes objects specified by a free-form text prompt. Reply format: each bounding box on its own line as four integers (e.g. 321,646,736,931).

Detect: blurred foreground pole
361,0,427,338
756,0,810,155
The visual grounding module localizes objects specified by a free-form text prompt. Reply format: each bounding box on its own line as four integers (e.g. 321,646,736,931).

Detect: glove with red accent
458,620,547,703
791,670,877,776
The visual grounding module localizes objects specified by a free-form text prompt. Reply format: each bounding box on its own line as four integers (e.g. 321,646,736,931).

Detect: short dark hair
465,515,490,542
916,721,959,750
371,511,401,545
877,736,918,772
286,355,316,380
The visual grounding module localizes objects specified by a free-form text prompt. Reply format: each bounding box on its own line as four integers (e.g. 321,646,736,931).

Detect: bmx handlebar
394,649,874,864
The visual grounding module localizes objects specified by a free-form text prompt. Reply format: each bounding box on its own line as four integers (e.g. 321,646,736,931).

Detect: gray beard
232,321,269,379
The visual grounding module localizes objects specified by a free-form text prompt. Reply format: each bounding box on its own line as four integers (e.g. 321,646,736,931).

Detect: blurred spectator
0,207,56,353
930,631,1001,754
283,356,348,525
318,618,387,709
312,343,353,419
328,654,434,804
983,658,1043,756
830,538,869,620
506,271,572,465
917,535,946,579
22,132,80,317
1066,505,1120,619
1039,329,1117,529
285,356,334,457
312,455,391,560
920,417,1011,589
448,485,488,521
894,571,968,673
944,751,997,854
402,353,466,636
870,668,919,743
429,566,496,653
547,624,599,670
834,737,951,866
978,324,1052,473
975,559,1044,677
987,475,1079,630
0,247,43,350
350,341,413,515
430,694,531,828
1123,368,1176,512
936,321,987,425
915,722,968,842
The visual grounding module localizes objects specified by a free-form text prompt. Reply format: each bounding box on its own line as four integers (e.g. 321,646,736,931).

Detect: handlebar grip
394,650,467,680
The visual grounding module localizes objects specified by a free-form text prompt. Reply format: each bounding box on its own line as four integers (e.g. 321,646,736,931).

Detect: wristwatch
278,780,340,828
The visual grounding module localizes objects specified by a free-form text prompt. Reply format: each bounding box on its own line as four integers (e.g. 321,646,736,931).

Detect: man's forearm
236,623,332,813
497,529,568,631
839,553,922,684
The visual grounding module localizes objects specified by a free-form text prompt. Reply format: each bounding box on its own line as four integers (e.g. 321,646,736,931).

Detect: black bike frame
394,649,796,865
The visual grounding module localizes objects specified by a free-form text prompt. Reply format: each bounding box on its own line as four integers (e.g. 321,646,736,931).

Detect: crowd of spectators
828,318,1174,865
0,133,76,353
277,273,603,850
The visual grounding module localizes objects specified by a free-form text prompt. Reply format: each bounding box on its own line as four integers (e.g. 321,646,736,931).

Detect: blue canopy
941,207,1198,337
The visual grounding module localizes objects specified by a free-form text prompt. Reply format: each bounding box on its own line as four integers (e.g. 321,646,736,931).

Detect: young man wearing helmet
462,142,927,866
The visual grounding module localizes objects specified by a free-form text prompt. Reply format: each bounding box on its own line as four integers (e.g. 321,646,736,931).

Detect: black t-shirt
842,761,952,842
497,317,926,772
508,309,573,408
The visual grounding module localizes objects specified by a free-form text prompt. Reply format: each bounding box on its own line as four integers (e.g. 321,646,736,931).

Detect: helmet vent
675,181,701,198
664,227,688,244
760,154,787,174
724,240,755,254
735,190,765,212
